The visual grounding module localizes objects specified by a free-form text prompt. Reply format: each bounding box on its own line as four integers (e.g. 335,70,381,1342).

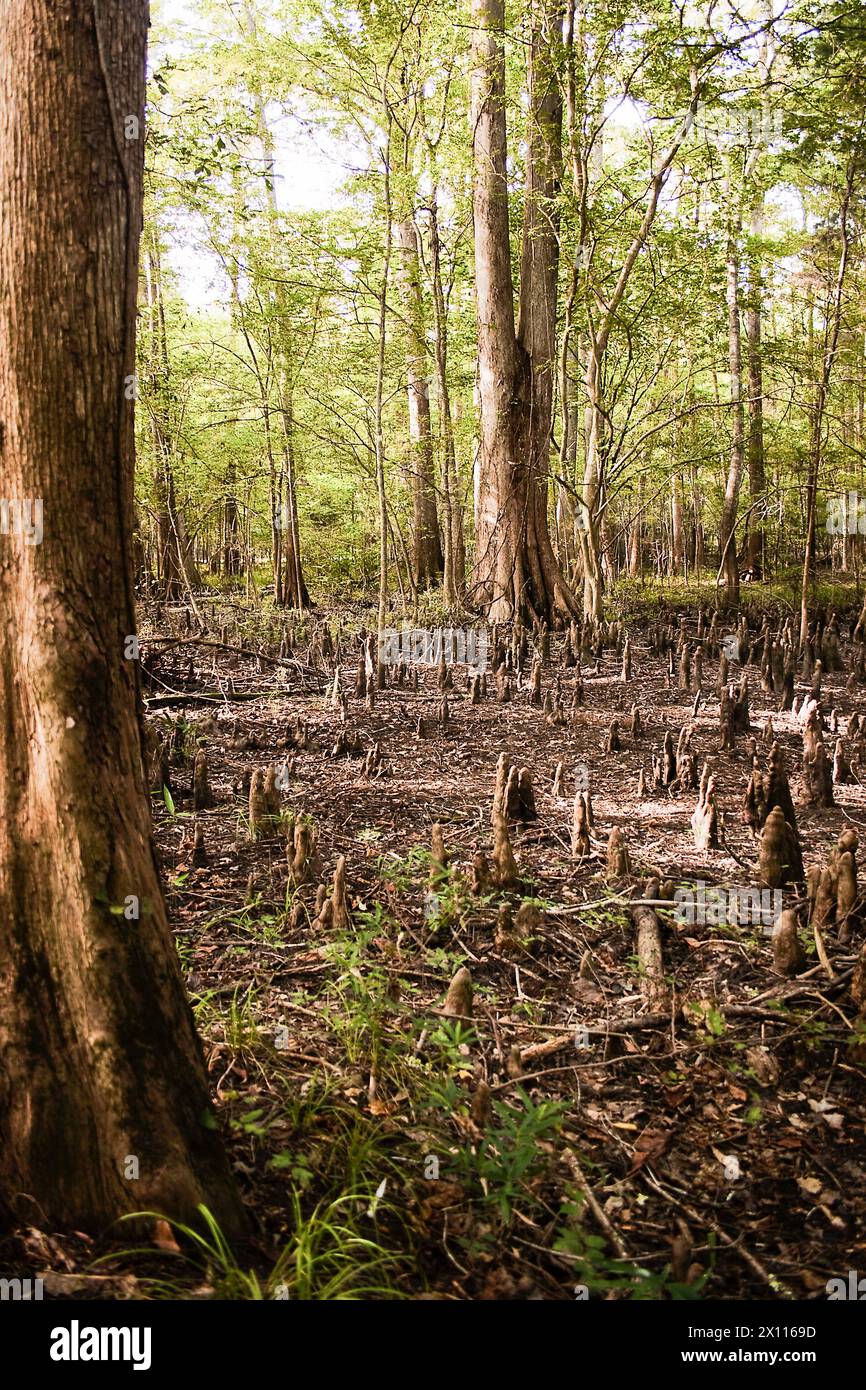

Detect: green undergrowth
117,853,714,1300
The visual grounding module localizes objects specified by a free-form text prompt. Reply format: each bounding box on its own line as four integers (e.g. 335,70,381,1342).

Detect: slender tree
396,215,445,587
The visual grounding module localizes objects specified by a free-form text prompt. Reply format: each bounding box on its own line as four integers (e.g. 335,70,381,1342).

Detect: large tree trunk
470,0,528,622
471,0,579,625
559,0,588,590
0,0,244,1235
396,218,444,588
515,0,581,624
556,328,580,578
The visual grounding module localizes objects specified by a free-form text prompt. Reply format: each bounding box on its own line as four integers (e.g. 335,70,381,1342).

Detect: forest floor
10,590,866,1301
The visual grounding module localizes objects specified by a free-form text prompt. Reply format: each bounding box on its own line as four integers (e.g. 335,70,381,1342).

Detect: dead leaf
797,1176,824,1199
630,1128,672,1172
153,1219,182,1254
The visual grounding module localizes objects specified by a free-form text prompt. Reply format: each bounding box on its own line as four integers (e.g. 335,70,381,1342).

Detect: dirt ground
9,597,866,1301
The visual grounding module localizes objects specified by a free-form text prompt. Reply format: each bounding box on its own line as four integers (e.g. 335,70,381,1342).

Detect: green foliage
424,1084,567,1226
140,0,866,601
108,1201,404,1300
555,1197,715,1301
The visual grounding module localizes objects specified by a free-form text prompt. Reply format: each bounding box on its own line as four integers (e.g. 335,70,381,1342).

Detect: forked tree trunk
471,0,580,625
515,0,582,624
0,0,244,1235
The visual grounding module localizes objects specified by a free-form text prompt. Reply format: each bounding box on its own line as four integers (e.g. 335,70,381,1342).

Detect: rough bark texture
0,0,244,1234
470,0,579,625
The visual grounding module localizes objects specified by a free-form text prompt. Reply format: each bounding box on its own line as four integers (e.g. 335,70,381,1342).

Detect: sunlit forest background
140,0,866,617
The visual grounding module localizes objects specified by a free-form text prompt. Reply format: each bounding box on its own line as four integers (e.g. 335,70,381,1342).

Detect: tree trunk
719,226,743,606
375,116,394,684
556,329,580,577
246,4,310,610
578,350,606,617
471,0,580,625
745,201,766,575
427,188,464,608
0,0,244,1235
276,366,310,609
692,460,705,572
628,511,642,577
800,165,854,645
396,218,443,588
144,241,203,599
574,60,702,616
671,473,684,575
560,0,588,589
223,461,242,576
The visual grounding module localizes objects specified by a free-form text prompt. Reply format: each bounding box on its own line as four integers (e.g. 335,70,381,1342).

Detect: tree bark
719,225,744,607
144,240,203,598
276,365,310,609
0,0,245,1235
375,109,394,684
396,217,444,588
471,0,580,625
576,65,702,616
427,188,465,608
246,3,310,610
223,461,242,576
671,474,684,575
800,165,854,645
745,201,766,576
